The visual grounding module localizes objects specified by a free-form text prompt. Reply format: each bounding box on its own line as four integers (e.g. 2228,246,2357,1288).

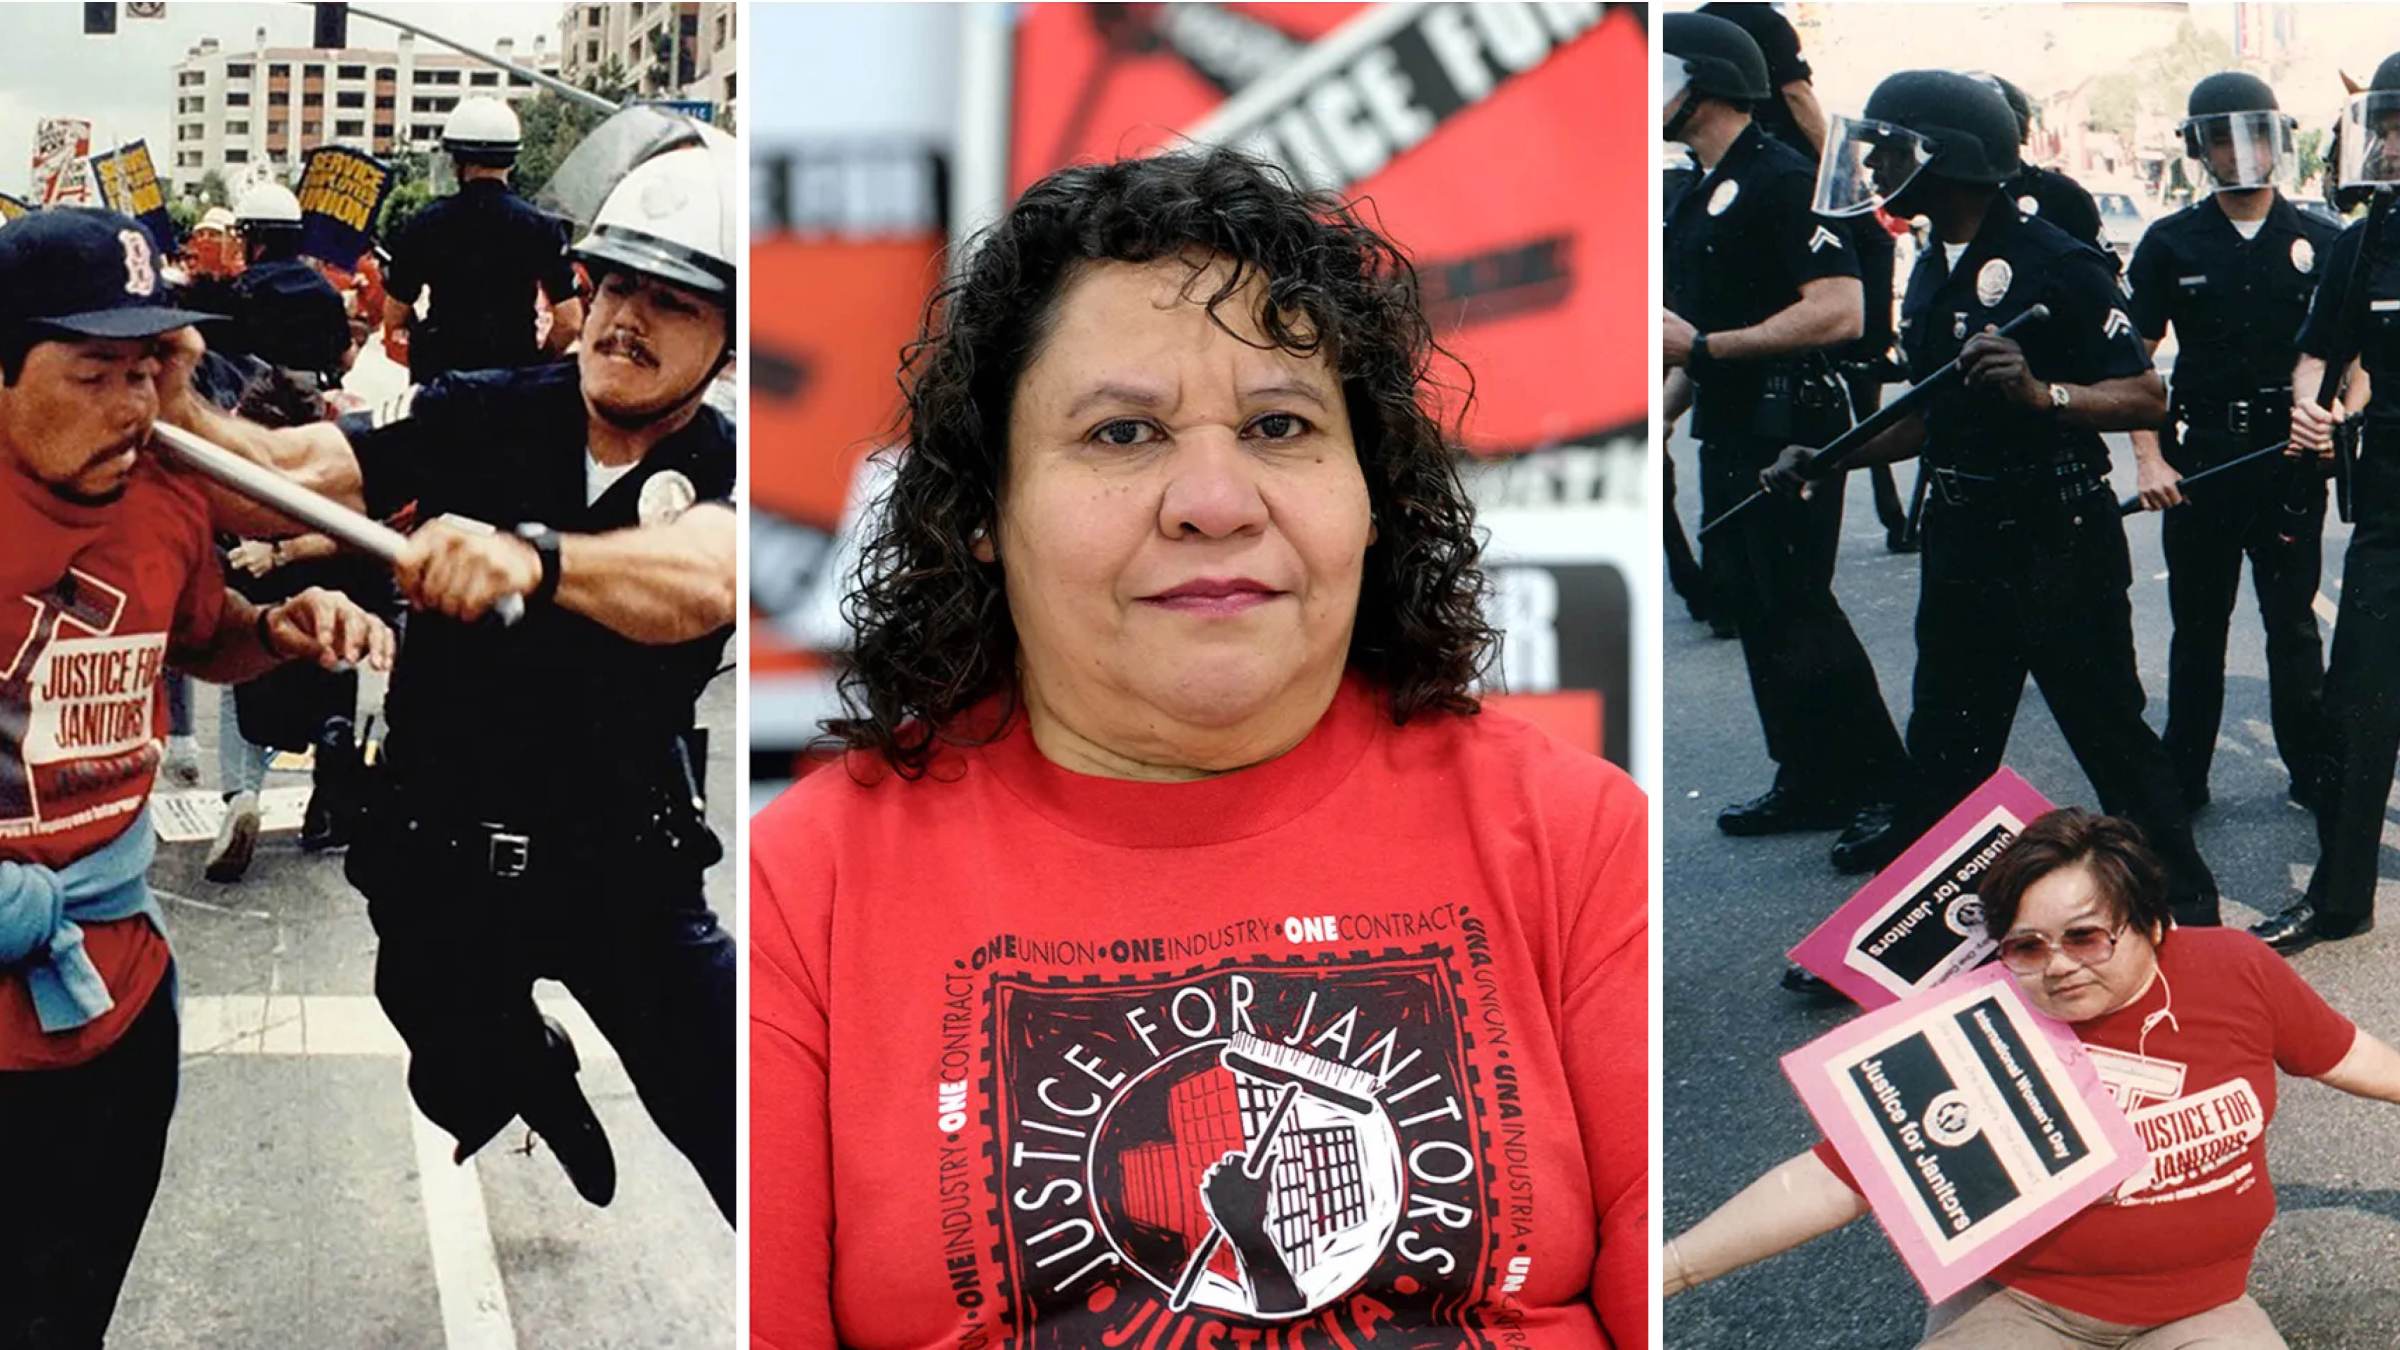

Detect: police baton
1696,304,2053,539
149,422,526,626
2115,440,2297,516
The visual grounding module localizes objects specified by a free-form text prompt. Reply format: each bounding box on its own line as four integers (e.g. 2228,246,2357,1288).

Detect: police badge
1976,259,2013,307
2293,237,2316,274
639,469,698,526
1708,180,1739,216
2018,195,2040,217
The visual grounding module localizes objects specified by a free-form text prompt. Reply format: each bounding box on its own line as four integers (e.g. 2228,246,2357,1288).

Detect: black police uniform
2290,198,2400,937
2010,163,2106,250
1667,121,1909,813
383,179,578,382
335,361,734,1218
1897,198,2220,924
2126,194,2339,806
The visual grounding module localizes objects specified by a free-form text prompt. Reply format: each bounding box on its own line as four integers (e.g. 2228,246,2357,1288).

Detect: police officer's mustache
593,330,659,369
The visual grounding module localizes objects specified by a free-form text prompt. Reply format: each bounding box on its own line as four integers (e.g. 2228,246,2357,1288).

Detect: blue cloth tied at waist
0,811,162,1033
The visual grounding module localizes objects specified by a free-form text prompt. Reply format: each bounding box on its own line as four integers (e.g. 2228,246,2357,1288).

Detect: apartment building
169,27,558,189
556,2,736,123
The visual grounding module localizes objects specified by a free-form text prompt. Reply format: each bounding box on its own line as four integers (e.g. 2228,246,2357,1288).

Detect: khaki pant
1920,1282,2286,1349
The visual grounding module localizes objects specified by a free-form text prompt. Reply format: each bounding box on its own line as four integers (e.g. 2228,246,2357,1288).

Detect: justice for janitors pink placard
1782,965,2147,1303
1789,770,2055,1009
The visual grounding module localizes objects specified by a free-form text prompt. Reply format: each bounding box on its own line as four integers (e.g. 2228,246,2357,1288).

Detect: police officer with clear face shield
1789,72,2223,927
2260,55,2400,952
2122,72,2333,827
1661,12,1911,863
149,124,741,1220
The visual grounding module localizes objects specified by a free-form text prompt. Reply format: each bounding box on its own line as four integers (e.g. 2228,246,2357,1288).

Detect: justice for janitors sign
1788,770,2054,1009
1784,965,2146,1302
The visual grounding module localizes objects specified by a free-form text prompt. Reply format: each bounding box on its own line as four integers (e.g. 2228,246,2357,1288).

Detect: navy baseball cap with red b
0,207,219,339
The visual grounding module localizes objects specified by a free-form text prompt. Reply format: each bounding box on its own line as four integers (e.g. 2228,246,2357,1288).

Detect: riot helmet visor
1814,114,1932,217
2340,90,2400,188
1662,49,1691,112
2179,110,2296,190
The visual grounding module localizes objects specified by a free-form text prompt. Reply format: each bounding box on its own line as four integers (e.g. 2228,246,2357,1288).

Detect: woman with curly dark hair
751,147,1646,1348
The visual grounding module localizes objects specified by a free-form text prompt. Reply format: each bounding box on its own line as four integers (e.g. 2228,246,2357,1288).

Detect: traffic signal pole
328,4,622,114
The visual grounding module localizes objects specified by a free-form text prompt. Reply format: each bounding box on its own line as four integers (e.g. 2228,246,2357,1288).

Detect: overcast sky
0,1,557,194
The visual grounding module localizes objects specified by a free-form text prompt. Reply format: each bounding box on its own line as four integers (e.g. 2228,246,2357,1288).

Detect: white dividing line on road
412,1105,520,1350
180,994,617,1061
179,993,619,1350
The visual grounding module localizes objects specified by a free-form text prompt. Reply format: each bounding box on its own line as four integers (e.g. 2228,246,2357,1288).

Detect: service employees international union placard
1788,769,2055,1009
1783,965,2146,1302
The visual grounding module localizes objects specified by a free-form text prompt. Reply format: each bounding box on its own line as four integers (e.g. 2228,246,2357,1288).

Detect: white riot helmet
196,206,238,235
441,96,521,165
570,129,736,323
235,182,302,228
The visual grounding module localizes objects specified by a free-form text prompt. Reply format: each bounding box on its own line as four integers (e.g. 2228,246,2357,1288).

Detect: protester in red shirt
0,207,389,1347
750,148,1647,1348
1664,809,2400,1345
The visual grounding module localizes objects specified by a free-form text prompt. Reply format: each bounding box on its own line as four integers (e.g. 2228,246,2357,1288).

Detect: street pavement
112,667,737,1349
1662,409,2400,1347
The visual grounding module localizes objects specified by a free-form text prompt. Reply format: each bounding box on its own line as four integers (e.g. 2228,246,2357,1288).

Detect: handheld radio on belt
1698,304,2053,538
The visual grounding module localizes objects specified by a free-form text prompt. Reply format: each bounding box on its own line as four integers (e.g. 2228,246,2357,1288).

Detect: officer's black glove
1759,446,1815,495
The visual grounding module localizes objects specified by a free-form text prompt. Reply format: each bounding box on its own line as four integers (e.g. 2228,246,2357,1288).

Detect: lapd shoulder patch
371,386,420,429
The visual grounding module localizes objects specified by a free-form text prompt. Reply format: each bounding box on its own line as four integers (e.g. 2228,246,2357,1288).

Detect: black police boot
1779,962,1844,1001
299,717,358,853
516,1016,617,1207
2251,902,2373,955
1829,802,1904,873
1717,786,1854,837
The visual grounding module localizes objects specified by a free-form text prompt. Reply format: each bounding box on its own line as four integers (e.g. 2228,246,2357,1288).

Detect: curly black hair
826,146,1496,776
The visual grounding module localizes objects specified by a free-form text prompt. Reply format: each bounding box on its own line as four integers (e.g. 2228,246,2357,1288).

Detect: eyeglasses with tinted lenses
1996,923,2127,973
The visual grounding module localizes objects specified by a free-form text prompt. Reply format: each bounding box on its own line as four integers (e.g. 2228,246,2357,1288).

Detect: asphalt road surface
1663,406,2400,1347
112,666,738,1349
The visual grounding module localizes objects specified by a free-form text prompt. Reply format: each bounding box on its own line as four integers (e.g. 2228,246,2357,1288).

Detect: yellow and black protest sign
296,146,392,265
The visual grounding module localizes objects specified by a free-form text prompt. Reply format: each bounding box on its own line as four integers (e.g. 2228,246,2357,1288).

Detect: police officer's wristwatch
2048,383,2072,414
514,522,563,606
1689,330,1716,375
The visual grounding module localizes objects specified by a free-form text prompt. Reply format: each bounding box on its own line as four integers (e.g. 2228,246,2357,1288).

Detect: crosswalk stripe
180,994,616,1062
412,1105,520,1350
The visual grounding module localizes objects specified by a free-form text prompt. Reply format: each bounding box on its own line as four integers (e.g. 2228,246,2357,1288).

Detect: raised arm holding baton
1698,303,2052,537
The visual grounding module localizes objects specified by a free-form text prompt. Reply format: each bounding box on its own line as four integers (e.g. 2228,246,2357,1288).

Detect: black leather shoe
2251,903,2373,954
517,1016,617,1207
1718,787,1854,837
1830,806,1912,875
1885,526,1919,554
1780,963,1844,1001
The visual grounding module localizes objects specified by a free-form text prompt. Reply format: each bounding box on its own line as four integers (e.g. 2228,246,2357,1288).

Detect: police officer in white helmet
383,95,585,380
149,125,739,1223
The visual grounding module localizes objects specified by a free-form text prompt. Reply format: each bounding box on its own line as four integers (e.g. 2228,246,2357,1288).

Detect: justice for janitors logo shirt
752,679,1647,1349
0,456,217,1068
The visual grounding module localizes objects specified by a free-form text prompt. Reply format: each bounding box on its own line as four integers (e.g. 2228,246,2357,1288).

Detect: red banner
1009,2,1645,453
